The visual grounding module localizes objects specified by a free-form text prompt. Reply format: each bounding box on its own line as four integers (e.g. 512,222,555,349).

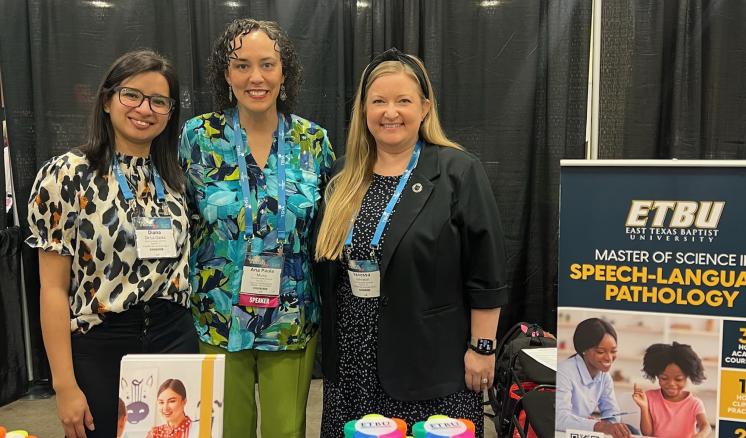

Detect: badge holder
239,243,284,308
346,248,381,298
114,157,177,260
133,202,177,259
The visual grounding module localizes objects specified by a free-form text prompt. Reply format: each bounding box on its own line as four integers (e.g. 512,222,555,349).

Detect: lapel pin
412,183,423,193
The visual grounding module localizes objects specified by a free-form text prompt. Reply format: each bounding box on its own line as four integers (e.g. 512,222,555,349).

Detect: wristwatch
467,338,496,355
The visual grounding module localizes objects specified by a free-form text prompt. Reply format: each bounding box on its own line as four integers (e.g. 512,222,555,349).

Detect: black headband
360,47,430,101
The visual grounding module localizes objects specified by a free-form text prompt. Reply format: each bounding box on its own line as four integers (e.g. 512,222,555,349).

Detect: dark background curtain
0,101,27,405
599,0,746,159
0,0,590,391
0,226,25,406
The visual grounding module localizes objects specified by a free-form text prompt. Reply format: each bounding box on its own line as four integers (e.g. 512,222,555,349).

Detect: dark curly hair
642,342,706,384
207,18,302,115
572,318,617,356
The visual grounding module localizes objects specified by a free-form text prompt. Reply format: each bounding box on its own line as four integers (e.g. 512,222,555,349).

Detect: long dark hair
207,18,302,114
80,49,184,192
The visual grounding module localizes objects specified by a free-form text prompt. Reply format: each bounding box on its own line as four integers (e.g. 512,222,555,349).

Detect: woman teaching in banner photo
26,50,198,438
313,48,508,437
179,18,334,438
556,318,633,438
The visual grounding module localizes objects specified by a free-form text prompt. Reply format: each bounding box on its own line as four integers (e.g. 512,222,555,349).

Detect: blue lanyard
344,140,422,255
232,108,287,244
112,156,166,204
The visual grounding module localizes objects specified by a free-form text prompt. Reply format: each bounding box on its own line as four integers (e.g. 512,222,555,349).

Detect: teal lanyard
112,157,166,204
231,108,288,245
344,140,422,257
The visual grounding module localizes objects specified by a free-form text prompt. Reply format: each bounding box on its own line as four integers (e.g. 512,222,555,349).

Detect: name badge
133,216,177,259
240,253,283,308
347,259,381,298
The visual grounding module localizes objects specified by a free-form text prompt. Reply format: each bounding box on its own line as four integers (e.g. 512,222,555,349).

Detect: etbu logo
360,421,392,428
566,429,603,438
423,418,467,434
625,200,724,228
429,421,461,429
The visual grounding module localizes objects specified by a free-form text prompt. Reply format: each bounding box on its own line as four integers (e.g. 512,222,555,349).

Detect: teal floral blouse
179,108,334,351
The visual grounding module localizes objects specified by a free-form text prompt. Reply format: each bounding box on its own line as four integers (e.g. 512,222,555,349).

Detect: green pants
200,333,318,438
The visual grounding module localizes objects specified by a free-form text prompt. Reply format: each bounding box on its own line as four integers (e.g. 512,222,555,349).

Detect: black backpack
488,322,556,437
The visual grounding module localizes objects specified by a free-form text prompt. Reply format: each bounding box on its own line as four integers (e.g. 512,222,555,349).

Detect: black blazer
314,143,508,401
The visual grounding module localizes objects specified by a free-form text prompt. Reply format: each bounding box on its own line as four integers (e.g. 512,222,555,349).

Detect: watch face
477,338,494,351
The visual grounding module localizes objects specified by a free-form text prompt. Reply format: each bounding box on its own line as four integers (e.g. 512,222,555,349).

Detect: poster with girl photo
118,354,225,438
556,309,718,438
557,161,746,437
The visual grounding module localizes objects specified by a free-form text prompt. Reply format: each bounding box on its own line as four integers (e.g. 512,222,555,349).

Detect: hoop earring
228,85,233,103
279,84,287,102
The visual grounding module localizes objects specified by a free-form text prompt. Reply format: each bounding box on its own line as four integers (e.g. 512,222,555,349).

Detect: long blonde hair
314,54,461,261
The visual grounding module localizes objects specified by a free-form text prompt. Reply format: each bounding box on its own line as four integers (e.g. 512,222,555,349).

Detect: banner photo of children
557,161,746,437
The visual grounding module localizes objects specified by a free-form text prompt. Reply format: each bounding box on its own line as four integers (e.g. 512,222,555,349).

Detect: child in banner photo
632,342,711,438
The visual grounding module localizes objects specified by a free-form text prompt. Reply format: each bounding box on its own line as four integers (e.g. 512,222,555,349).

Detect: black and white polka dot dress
320,174,484,438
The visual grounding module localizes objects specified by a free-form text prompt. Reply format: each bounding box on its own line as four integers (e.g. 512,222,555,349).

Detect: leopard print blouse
26,149,191,333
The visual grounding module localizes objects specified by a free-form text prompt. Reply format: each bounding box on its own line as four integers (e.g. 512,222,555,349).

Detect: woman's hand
464,350,495,392
594,420,631,438
632,382,648,410
55,384,94,438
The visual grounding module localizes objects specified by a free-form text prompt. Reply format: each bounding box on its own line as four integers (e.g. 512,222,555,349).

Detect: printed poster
556,161,746,438
119,354,225,438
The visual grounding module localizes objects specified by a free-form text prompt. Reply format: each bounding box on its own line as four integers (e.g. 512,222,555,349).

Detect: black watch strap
467,338,496,355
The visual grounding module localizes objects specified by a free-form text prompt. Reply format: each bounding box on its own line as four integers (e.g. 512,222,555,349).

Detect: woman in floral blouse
179,18,334,438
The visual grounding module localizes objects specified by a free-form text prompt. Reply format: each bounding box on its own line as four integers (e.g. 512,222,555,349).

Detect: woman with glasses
313,48,507,437
27,50,197,438
179,18,334,438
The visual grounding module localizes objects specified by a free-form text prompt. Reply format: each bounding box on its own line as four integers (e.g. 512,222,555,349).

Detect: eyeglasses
113,86,176,115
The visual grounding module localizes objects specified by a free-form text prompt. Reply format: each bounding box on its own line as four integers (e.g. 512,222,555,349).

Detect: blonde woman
313,48,508,437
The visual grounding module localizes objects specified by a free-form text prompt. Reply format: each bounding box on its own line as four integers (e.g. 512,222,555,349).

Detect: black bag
488,322,556,437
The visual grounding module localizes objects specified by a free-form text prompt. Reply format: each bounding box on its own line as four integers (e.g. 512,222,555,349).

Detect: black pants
70,299,198,438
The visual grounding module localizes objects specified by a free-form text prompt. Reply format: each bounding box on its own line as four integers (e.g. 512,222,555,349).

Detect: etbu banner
556,161,746,438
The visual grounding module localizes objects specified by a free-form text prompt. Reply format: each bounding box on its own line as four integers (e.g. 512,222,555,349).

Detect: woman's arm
455,157,507,392
39,249,94,438
597,372,622,419
693,412,711,438
555,363,601,432
464,307,500,391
